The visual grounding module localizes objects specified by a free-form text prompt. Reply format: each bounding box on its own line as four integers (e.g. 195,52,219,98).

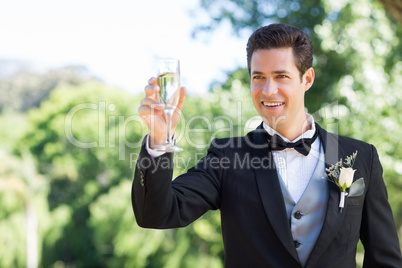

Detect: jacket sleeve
131,138,223,229
360,145,402,267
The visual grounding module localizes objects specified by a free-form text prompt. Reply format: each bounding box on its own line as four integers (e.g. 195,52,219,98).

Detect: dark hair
246,24,313,79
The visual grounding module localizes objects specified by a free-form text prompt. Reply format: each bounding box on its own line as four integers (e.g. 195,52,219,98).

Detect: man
132,24,402,267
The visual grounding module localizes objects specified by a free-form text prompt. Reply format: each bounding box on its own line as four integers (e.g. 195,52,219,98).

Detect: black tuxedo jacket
132,123,402,267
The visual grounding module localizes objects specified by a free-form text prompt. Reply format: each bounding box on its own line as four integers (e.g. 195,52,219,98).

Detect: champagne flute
154,58,183,152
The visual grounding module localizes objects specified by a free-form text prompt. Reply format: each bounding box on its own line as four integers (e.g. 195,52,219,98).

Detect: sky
0,0,248,95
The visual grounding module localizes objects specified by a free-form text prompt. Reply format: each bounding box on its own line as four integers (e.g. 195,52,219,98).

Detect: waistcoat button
294,211,302,219
294,240,302,248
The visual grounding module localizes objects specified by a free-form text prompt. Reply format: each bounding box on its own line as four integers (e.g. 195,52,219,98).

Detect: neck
265,114,312,141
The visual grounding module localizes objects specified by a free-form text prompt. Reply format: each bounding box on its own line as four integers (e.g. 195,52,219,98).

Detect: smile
262,102,285,107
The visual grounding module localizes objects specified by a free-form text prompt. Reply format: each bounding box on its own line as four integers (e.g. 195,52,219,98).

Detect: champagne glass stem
165,108,174,144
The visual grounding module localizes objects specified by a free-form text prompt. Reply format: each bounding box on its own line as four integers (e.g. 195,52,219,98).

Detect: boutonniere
323,151,359,213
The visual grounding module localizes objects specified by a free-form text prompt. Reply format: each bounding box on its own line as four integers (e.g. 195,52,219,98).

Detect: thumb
176,86,186,111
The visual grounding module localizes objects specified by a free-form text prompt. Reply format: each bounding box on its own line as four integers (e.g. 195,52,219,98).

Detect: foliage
0,111,28,152
0,64,99,112
0,152,27,267
13,82,145,267
2,81,230,267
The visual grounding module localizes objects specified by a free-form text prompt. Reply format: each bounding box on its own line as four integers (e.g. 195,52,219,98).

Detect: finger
138,105,163,118
140,96,162,107
176,86,186,111
139,97,164,114
148,77,158,85
144,77,160,101
144,83,160,98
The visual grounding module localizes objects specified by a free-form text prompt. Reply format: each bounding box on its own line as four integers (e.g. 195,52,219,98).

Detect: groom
132,24,402,267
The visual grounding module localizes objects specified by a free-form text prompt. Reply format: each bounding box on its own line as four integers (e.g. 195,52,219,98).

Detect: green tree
13,81,228,267
16,82,143,267
0,64,99,112
0,150,46,268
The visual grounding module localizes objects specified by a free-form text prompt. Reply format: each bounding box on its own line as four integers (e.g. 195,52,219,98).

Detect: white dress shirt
146,114,321,204
263,114,321,203
145,136,165,158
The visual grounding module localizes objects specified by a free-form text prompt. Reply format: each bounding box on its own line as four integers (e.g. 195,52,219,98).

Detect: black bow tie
268,130,318,156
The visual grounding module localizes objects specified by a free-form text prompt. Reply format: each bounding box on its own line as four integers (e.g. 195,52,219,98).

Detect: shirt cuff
145,134,165,158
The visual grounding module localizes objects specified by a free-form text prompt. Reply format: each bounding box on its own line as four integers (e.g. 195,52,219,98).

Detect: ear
303,67,315,92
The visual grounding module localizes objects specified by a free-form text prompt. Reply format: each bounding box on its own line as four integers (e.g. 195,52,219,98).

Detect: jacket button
294,240,302,248
294,211,303,219
140,171,145,187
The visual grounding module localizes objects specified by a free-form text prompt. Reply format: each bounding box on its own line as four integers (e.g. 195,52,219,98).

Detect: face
250,48,314,136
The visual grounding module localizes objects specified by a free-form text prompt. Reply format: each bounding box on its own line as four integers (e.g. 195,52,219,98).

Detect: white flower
339,167,356,191
322,151,358,213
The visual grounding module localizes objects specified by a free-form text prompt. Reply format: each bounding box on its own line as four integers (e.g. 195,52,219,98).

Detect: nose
262,79,278,97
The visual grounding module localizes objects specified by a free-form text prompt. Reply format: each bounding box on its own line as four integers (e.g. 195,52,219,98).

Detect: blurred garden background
0,0,401,267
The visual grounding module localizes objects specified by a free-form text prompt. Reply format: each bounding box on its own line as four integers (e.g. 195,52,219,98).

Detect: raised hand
138,77,186,149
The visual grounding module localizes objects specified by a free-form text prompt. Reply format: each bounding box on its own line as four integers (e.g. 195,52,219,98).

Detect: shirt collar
262,114,316,143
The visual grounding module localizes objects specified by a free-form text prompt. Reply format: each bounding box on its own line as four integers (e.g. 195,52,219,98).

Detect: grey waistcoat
277,146,328,267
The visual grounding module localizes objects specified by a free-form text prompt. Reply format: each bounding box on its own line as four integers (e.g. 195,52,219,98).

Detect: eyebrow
251,70,292,75
272,70,292,75
251,71,264,75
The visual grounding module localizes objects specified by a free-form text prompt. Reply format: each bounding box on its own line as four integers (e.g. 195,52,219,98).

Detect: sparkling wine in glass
154,58,183,152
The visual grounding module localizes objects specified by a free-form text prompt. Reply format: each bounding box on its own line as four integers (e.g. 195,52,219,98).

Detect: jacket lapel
252,124,300,262
305,124,347,267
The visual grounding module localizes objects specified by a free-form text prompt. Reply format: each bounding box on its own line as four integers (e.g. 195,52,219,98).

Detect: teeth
263,102,284,107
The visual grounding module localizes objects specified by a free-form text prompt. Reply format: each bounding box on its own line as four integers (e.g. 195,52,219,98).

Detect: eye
276,74,289,79
252,75,264,80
